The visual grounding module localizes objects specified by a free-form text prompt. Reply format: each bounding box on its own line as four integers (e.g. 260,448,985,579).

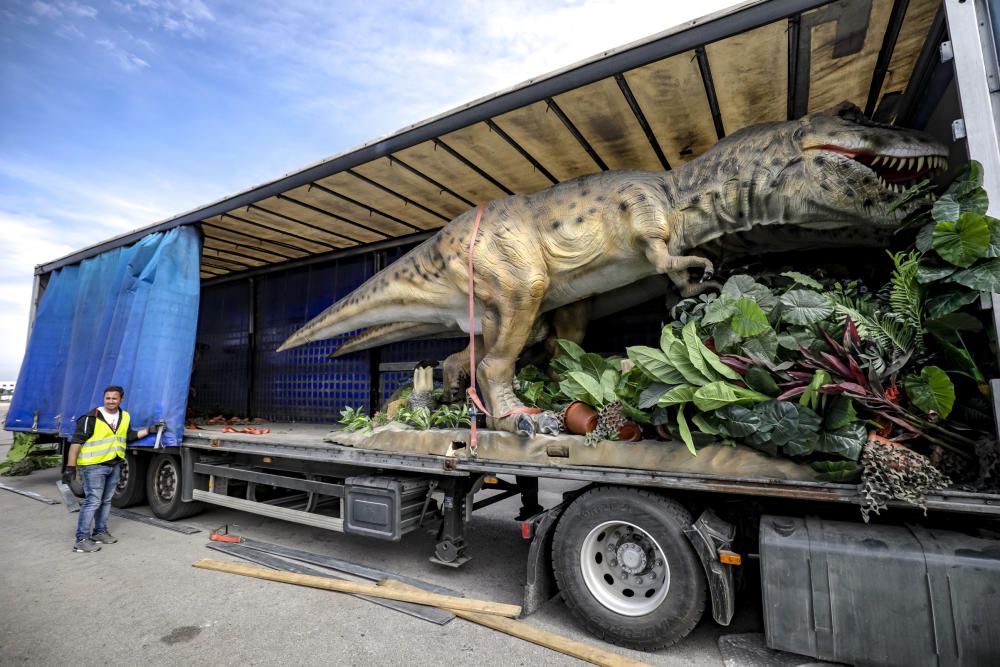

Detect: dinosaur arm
643,237,717,297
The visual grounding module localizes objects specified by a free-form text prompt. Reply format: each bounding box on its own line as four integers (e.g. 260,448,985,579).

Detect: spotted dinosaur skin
278,103,947,436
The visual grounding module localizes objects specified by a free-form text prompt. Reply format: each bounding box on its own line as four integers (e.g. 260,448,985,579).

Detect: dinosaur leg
477,282,560,437
543,299,592,380
644,240,722,297
440,337,479,403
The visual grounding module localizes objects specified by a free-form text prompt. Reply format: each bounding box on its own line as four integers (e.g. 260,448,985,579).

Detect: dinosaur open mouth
810,144,948,193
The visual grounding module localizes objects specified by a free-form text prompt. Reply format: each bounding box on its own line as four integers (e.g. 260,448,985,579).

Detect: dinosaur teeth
917,156,925,171
872,156,882,166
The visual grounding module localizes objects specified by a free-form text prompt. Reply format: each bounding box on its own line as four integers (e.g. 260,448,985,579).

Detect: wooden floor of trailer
180,422,1000,516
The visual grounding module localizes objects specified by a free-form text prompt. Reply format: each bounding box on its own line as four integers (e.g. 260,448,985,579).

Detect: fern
888,251,924,348
832,302,915,355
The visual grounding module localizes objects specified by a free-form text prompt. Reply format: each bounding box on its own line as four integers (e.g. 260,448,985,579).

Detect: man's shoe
73,539,101,553
91,532,118,544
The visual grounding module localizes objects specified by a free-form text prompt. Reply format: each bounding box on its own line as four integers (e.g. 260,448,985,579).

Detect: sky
0,0,740,381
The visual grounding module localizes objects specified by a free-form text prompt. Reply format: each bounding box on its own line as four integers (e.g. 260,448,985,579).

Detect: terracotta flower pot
616,420,643,442
564,401,599,435
655,424,672,441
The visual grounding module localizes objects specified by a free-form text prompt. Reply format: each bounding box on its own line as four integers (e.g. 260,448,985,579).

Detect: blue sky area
0,0,737,380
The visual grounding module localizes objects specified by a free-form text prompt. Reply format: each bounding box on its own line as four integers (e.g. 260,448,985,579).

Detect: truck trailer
7,0,1000,663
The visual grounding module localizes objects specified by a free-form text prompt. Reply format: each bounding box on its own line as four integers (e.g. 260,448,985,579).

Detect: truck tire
552,486,706,651
112,452,148,508
146,452,203,520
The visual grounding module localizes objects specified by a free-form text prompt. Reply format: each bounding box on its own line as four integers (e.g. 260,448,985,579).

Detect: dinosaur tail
331,322,461,357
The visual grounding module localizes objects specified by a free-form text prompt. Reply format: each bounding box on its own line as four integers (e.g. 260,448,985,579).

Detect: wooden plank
237,206,353,249
192,559,521,617
202,228,301,262
209,213,340,255
262,195,388,244
203,219,314,257
379,579,650,667
314,171,445,231
394,140,510,204
877,0,938,113
439,123,556,195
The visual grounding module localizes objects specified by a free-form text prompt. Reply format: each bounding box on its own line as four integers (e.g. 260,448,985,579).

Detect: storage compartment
759,515,1000,667
343,475,431,541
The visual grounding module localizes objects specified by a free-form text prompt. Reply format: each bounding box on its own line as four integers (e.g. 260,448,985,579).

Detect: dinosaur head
779,101,948,228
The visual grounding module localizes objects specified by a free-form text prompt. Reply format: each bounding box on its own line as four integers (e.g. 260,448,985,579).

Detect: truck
6,0,1000,663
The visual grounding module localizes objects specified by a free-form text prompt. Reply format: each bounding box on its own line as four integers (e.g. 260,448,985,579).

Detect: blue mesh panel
189,281,250,417
253,256,372,422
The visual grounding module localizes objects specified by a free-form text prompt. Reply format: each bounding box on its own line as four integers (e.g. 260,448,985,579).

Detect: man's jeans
76,463,120,542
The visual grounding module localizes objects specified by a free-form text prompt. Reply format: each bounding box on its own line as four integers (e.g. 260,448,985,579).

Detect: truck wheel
552,487,706,651
146,453,202,520
112,453,148,508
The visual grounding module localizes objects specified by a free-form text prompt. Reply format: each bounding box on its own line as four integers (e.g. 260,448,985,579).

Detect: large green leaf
564,371,605,408
744,366,780,396
915,222,936,253
723,275,778,312
682,320,740,381
904,366,955,419
816,422,867,461
957,188,989,216
780,290,834,325
741,329,780,360
822,396,857,430
781,430,819,457
676,405,697,456
657,384,697,407
667,343,713,386
755,400,800,446
925,290,980,319
600,369,619,404
701,295,737,326
985,216,1000,258
627,346,686,385
781,271,824,290
692,382,771,411
933,213,991,268
713,404,760,437
691,412,722,436
916,264,957,284
810,460,862,482
680,321,719,381
711,324,743,353
949,259,1000,293
556,339,586,361
793,404,824,432
931,194,960,223
660,325,678,354
731,298,771,336
580,353,610,378
638,382,671,409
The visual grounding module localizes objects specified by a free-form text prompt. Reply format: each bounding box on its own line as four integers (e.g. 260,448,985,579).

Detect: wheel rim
579,520,670,616
116,458,130,494
154,458,177,503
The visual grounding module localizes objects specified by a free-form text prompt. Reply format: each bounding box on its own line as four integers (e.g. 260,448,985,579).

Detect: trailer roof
38,0,945,279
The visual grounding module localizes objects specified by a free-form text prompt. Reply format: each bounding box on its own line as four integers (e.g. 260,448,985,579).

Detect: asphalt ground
0,409,764,666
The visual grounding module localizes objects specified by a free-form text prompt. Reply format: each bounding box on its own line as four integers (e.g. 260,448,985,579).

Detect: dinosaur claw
701,269,714,283
515,413,536,437
538,412,561,436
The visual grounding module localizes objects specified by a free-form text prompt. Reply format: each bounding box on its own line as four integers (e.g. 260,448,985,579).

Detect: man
62,386,158,553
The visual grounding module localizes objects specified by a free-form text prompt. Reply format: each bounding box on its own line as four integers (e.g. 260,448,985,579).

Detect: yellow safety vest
77,409,130,466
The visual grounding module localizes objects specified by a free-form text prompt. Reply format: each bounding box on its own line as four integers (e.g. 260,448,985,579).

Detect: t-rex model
278,102,947,436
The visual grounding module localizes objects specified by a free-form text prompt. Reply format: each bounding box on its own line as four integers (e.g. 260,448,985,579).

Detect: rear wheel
146,453,202,520
552,486,706,651
112,452,148,508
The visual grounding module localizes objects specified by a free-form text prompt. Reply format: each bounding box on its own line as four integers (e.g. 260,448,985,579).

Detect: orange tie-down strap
186,424,271,435
465,205,540,452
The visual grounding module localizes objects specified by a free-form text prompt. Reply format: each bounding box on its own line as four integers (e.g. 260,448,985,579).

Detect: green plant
551,340,649,423
339,406,373,433
0,433,60,476
430,404,471,429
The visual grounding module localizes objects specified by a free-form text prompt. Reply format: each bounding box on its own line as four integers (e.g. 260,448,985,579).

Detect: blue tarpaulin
5,227,201,447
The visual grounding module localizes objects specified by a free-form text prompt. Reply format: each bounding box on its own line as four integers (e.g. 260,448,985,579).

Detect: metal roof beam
614,73,671,171
202,240,277,265
865,0,911,117
221,212,338,252
484,119,559,185
344,169,452,222
787,14,802,120
276,192,391,240
432,138,514,195
202,222,308,258
895,4,947,126
307,181,424,233
545,97,608,171
248,203,360,246
384,156,476,208
696,47,726,140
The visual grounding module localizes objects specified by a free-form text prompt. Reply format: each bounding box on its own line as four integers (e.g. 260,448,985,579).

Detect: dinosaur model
278,103,948,436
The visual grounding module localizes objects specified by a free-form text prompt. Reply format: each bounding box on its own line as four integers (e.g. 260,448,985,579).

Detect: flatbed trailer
7,0,1000,662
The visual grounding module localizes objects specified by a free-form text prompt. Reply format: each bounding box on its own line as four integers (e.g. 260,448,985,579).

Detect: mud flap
684,508,737,626
522,503,565,617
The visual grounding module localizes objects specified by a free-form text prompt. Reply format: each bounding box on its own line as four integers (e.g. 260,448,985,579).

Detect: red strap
464,206,540,453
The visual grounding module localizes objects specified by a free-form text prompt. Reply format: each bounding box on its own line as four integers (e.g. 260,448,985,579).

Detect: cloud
95,38,150,71
30,1,61,18
114,0,214,38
